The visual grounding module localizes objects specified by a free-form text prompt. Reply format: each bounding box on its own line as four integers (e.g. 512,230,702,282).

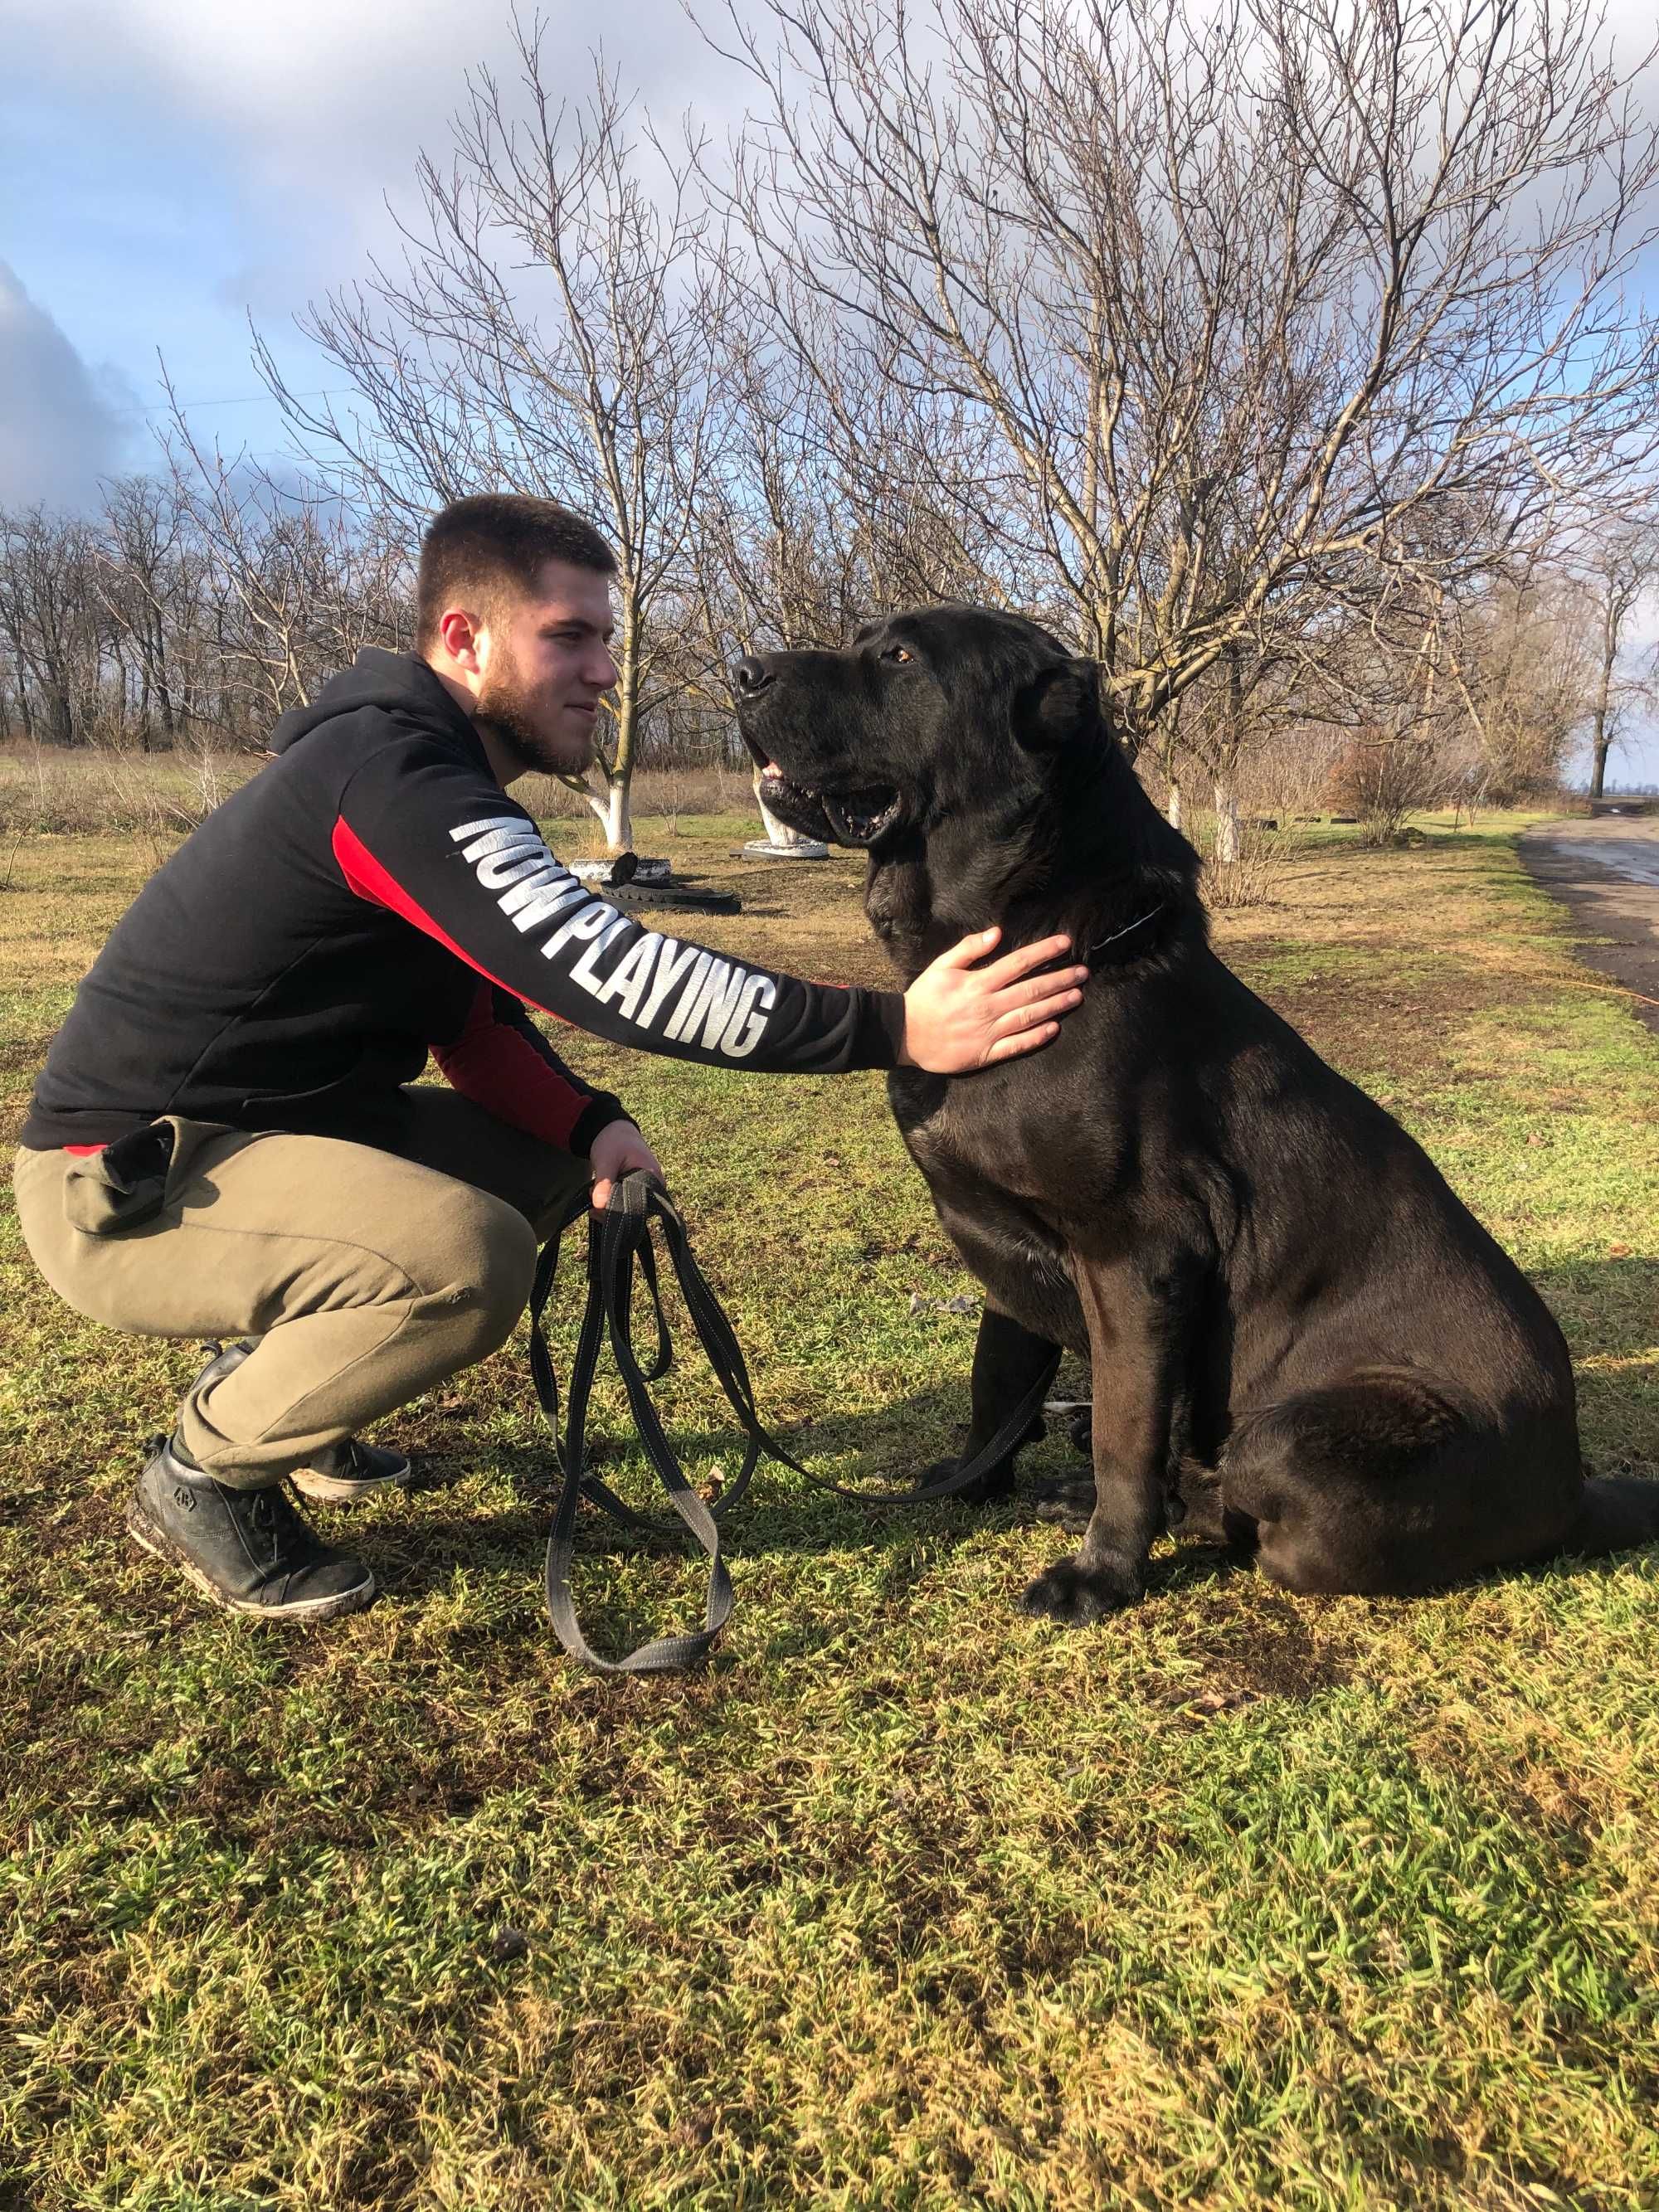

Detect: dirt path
1520,814,1659,1039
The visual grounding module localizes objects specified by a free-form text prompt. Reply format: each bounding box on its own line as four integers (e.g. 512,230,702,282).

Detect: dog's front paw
913,1454,1015,1505
1018,1551,1142,1626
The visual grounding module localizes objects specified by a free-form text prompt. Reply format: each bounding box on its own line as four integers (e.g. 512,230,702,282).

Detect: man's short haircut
416,494,616,649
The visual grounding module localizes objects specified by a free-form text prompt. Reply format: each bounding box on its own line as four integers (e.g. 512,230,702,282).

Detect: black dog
734,605,1659,1621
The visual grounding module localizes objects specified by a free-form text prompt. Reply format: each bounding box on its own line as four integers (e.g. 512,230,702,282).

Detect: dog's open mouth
757,764,902,848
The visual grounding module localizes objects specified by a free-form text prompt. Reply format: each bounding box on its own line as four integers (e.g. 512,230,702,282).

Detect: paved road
1520,814,1659,1038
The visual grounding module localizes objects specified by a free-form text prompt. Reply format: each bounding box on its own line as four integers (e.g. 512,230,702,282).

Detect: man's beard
475,655,595,776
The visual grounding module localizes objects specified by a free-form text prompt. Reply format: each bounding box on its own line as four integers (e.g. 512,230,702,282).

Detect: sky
4,0,1659,784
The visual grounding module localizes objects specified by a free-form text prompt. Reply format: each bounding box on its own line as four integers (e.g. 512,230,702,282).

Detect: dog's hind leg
914,1305,1058,1505
1219,1367,1582,1595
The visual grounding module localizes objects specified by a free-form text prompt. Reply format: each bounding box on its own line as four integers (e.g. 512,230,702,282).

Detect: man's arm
336,737,902,1072
337,732,1086,1074
433,980,663,1207
430,979,630,1155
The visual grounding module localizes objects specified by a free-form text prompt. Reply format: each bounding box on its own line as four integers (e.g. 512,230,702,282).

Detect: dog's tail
1566,1473,1659,1558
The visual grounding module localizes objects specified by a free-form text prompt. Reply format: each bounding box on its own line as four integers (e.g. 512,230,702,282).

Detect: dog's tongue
764,760,783,775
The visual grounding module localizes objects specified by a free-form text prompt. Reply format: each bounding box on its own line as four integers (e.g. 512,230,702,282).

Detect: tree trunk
597,624,642,858
1212,649,1244,865
1166,780,1182,832
1213,779,1240,865
153,614,176,738
602,775,633,854
1589,596,1618,800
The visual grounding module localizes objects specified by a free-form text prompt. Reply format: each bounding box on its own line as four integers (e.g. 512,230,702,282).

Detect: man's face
473,561,620,775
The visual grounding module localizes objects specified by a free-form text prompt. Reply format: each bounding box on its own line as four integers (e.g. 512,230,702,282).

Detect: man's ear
1014,658,1101,751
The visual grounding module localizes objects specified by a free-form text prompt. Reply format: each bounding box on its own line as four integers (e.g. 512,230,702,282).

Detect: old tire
603,882,742,916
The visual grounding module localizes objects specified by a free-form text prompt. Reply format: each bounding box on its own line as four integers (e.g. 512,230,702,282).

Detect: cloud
2,0,749,409
7,0,735,233
0,262,137,512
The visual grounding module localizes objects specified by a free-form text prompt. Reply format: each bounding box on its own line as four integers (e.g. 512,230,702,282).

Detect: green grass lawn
2,813,1657,2211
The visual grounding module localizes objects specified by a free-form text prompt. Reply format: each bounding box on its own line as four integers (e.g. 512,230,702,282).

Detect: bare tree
708,0,1659,827
299,494,416,675
1442,566,1596,802
94,476,197,748
0,508,101,745
260,35,731,853
1574,524,1659,799
684,290,1018,841
163,377,333,726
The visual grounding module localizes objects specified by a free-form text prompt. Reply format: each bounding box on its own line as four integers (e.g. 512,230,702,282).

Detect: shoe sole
125,1501,377,1623
288,1466,411,1506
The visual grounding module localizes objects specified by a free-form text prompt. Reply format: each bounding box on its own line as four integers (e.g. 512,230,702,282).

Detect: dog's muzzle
752,760,902,849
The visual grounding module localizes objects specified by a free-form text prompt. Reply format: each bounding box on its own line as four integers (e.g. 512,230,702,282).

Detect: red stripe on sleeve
431,981,588,1150
330,814,576,1026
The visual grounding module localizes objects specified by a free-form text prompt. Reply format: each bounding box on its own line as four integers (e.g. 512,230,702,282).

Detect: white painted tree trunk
1213,779,1240,866
584,777,634,854
1167,781,1183,832
753,766,820,851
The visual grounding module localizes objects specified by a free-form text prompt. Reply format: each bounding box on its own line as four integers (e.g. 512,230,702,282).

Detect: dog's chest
888,1068,1087,1340
889,1065,1022,1181
887,1062,1079,1200
886,1067,1087,1296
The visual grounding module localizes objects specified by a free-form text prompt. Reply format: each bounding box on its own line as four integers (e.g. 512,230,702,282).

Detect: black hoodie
21,651,906,1155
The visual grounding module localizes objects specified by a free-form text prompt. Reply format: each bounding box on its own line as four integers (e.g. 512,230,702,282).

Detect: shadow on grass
1531,1257,1659,1361
377,1377,1058,1592
371,1259,1659,1612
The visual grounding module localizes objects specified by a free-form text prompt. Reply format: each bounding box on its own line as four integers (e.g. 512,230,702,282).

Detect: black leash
530,1171,1062,1674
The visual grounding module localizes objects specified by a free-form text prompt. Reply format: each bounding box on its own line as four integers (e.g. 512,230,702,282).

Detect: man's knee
437,1191,539,1363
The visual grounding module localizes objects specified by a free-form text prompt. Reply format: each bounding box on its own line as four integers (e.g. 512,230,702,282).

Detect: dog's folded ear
1014,659,1101,751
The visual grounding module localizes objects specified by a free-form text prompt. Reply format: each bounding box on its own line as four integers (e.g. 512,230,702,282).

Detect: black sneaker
125,1435,377,1622
191,1337,259,1395
187,1342,410,1506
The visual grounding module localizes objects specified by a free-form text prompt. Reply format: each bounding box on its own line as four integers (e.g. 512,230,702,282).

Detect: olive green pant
12,1091,591,1489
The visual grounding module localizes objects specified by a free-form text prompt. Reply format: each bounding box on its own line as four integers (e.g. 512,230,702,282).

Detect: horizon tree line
6,0,1659,833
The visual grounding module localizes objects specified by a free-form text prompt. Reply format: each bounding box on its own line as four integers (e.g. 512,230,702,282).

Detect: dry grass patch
3,812,1657,2210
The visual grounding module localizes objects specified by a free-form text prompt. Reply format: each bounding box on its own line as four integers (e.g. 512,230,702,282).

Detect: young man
12,496,1087,1625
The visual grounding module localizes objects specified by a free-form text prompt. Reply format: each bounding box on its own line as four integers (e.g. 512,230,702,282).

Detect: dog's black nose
733,656,774,695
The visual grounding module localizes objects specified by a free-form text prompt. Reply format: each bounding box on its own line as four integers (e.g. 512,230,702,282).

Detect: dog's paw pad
1018,1553,1140,1626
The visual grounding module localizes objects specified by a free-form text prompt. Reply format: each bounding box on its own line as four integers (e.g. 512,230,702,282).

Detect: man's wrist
568,1097,633,1158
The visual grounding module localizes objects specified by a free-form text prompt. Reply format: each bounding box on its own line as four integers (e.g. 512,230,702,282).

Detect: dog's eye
883,645,913,664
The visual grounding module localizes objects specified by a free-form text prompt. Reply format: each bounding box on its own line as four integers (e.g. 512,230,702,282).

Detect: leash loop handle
533,1170,1062,1674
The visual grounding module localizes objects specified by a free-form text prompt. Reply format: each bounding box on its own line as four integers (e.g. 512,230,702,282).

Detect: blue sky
4,0,1658,782
0,0,732,493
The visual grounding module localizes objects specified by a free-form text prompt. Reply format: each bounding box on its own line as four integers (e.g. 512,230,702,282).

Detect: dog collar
1083,903,1165,969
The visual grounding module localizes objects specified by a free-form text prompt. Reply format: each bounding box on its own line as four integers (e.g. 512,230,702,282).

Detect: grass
2,807,1657,2210
0,741,756,845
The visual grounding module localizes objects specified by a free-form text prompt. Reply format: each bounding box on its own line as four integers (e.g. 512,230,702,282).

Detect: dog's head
733,605,1198,944
733,604,1096,856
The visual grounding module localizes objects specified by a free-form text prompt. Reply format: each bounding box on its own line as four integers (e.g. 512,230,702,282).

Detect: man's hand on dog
589,1120,665,1210
900,928,1087,1072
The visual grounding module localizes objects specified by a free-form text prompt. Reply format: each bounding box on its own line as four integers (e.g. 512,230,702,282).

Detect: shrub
1326,731,1447,845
